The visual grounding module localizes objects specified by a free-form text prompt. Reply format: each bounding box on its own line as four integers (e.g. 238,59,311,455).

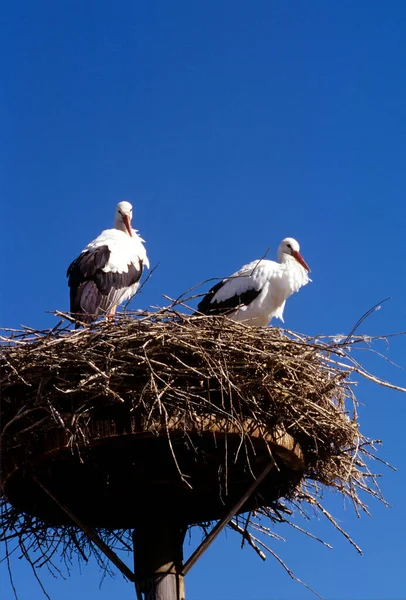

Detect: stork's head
115,201,133,237
278,237,311,272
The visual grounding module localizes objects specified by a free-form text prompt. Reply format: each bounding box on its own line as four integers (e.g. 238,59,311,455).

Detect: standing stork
196,237,311,326
67,201,149,324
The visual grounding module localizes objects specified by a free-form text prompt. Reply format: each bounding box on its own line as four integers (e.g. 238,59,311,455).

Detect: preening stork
67,201,149,324
196,238,311,326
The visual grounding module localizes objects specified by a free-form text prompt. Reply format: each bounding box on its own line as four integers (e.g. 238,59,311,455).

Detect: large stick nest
0,309,399,586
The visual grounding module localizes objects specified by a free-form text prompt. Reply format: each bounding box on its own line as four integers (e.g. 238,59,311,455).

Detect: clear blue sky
1,1,406,599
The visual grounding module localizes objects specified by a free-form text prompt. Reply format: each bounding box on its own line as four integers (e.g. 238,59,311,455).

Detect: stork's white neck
114,215,131,235
281,255,310,291
279,251,295,265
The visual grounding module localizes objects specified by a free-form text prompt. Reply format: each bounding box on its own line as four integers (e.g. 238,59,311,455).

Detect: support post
133,519,185,600
32,475,135,582
183,461,273,575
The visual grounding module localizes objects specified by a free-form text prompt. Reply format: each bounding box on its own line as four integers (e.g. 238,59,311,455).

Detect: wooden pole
133,519,185,600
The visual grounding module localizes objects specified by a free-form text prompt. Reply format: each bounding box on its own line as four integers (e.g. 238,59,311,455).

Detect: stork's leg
106,306,117,322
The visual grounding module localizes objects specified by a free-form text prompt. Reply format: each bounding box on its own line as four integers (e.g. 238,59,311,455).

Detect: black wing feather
197,281,261,315
67,246,110,285
67,246,142,321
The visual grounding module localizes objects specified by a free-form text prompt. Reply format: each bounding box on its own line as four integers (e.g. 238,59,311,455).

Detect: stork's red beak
123,214,133,237
292,250,311,272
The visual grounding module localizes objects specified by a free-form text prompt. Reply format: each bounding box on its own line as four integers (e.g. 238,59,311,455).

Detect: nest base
3,414,303,528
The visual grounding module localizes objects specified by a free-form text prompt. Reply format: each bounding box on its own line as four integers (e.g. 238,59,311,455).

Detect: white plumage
67,201,149,324
197,238,311,326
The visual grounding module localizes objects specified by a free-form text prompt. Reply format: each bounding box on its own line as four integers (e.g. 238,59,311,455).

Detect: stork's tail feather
69,281,102,324
70,312,96,328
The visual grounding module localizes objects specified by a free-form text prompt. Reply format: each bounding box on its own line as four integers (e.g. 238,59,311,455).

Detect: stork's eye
286,243,292,249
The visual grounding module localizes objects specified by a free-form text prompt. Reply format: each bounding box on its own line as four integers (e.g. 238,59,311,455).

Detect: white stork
67,201,149,324
196,238,311,326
